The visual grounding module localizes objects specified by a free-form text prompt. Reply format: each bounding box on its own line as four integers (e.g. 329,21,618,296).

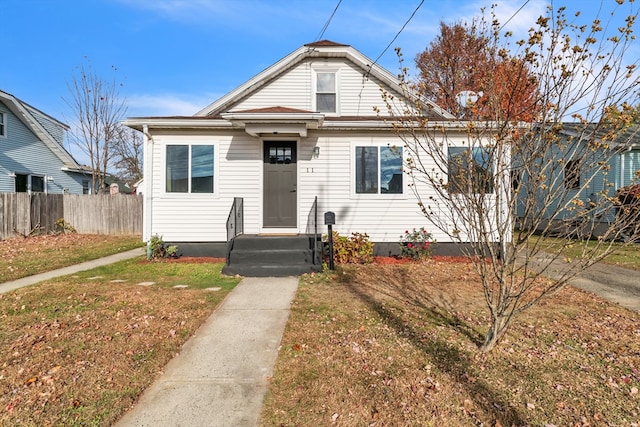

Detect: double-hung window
316,72,336,113
355,145,403,194
448,147,494,194
166,144,214,193
0,112,6,137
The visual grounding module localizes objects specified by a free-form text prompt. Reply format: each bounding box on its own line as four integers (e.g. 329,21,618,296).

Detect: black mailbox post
324,212,335,270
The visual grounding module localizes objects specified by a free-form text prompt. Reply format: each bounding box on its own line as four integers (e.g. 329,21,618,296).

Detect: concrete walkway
114,276,298,427
0,248,298,426
0,247,146,294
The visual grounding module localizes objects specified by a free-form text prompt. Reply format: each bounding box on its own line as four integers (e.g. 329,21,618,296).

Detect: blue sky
2,0,636,125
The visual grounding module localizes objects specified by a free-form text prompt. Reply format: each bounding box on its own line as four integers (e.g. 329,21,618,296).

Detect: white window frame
350,142,406,199
14,172,47,194
447,146,495,195
162,142,219,197
312,68,340,115
0,111,6,138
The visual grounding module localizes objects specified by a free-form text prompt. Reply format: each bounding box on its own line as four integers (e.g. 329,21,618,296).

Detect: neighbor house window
82,180,91,194
448,147,494,194
316,72,336,113
14,173,45,193
166,144,214,193
622,150,640,186
15,174,28,192
355,145,403,194
564,159,581,189
31,176,44,192
0,112,6,137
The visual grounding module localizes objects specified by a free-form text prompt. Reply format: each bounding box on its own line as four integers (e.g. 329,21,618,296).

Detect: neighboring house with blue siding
0,90,89,194
516,122,640,236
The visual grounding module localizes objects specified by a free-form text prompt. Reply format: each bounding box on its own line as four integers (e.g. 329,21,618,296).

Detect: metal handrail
226,197,244,242
306,196,320,265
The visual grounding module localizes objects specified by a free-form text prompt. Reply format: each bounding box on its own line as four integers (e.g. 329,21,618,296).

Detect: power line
315,0,343,41
499,0,531,31
368,0,424,76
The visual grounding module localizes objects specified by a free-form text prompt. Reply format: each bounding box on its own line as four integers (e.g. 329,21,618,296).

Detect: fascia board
123,118,234,130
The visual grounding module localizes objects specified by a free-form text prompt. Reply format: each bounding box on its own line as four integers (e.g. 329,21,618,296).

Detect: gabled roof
196,40,454,120
0,89,83,170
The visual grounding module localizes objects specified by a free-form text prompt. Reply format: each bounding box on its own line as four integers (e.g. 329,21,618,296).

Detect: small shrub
54,218,76,234
399,227,433,259
324,231,374,264
147,234,179,260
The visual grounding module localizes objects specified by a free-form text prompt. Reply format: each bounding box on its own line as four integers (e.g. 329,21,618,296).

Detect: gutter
143,125,153,242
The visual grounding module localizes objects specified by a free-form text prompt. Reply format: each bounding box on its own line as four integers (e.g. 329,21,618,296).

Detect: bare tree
110,126,143,187
65,61,127,194
385,4,640,352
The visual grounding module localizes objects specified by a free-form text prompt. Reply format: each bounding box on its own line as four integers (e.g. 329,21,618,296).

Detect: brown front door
263,141,297,227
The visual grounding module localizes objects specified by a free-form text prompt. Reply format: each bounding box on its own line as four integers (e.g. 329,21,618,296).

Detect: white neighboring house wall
124,41,506,254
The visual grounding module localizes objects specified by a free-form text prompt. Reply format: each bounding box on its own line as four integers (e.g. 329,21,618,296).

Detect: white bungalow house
124,40,504,275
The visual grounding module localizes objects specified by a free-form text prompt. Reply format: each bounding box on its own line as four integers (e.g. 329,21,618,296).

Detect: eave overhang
122,117,233,131
220,111,325,137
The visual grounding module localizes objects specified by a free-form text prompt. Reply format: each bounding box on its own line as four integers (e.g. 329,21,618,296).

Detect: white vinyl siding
232,59,398,117
141,48,474,245
149,132,259,242
297,134,445,244
146,130,447,244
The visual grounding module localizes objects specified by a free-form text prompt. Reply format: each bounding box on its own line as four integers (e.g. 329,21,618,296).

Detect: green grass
0,234,144,282
67,258,238,290
527,234,640,270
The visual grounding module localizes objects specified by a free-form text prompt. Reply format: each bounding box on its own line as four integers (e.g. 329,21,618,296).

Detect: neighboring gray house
0,90,89,194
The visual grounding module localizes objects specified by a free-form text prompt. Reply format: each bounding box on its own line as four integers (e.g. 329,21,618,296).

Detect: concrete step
224,234,321,277
231,235,314,250
228,248,315,265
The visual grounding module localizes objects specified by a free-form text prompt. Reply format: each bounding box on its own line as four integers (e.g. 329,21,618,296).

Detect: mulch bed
150,256,475,265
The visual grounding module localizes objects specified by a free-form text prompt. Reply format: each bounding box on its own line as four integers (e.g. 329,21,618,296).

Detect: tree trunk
479,314,510,353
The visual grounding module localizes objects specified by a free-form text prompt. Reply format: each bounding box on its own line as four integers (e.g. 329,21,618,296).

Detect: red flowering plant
399,227,433,259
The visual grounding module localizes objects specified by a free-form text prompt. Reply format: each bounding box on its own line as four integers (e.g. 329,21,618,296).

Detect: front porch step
222,234,322,277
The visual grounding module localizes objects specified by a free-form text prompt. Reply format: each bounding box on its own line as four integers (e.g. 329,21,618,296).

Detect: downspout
143,125,153,243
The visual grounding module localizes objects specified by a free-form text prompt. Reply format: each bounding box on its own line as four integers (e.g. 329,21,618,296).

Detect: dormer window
316,72,336,113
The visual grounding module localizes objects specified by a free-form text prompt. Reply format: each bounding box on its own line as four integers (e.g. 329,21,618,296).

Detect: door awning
221,107,325,137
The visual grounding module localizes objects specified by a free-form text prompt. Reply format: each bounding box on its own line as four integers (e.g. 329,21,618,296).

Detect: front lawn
0,234,144,282
261,262,640,426
0,257,239,426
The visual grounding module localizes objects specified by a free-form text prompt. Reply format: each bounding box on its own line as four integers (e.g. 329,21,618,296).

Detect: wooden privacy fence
0,193,142,240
